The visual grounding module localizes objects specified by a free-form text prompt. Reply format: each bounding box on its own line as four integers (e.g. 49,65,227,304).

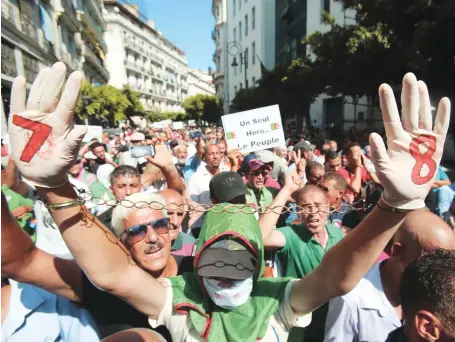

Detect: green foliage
305,0,455,100
183,94,222,124
121,86,147,119
147,111,187,122
75,82,148,126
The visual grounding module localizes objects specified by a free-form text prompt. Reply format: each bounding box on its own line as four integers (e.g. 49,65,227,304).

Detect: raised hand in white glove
8,62,87,188
370,73,450,209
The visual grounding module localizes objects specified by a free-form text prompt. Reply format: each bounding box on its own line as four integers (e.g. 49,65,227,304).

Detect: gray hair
111,192,168,237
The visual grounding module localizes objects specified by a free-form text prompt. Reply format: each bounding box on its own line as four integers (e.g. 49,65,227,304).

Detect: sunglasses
250,170,267,177
121,218,170,246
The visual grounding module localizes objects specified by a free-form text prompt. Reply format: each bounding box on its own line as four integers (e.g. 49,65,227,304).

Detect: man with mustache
1,190,193,340
8,64,451,342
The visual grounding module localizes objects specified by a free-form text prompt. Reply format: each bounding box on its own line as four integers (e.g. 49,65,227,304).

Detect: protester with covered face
7,64,450,342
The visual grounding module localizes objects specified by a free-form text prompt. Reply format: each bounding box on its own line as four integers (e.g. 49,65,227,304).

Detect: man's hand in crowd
8,62,86,188
227,149,242,171
283,171,302,194
195,137,205,158
11,206,33,219
144,144,173,170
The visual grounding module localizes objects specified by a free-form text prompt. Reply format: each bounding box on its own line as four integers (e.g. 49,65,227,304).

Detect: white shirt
27,178,94,259
324,262,401,342
149,279,311,342
188,165,229,206
2,280,99,342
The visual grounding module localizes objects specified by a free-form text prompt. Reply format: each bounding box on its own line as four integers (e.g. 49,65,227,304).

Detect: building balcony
1,42,17,79
77,7,106,51
83,44,109,80
61,0,79,30
1,0,51,52
211,30,216,41
61,49,78,70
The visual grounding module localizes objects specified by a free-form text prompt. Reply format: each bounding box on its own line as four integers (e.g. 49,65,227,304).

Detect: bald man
324,210,455,342
159,189,195,257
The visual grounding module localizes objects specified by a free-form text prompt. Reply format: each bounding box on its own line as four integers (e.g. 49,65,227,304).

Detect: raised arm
7,62,166,319
144,144,185,195
258,172,301,249
1,191,82,301
289,73,451,316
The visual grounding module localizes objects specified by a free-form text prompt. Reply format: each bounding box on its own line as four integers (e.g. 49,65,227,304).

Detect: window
233,28,236,42
245,15,248,36
252,7,255,30
239,0,241,10
234,62,237,76
234,85,237,93
244,48,248,69
290,38,297,59
239,22,242,42
233,0,236,16
245,80,249,89
240,82,243,89
252,77,256,85
321,0,330,21
252,42,256,65
216,5,220,18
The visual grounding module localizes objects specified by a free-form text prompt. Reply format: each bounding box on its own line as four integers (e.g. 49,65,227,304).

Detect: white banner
172,121,184,130
82,125,103,143
221,105,285,153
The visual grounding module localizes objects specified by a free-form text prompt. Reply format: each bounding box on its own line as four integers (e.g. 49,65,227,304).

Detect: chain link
73,190,370,215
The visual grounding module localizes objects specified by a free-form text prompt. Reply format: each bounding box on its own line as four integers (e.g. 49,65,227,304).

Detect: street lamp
228,41,248,88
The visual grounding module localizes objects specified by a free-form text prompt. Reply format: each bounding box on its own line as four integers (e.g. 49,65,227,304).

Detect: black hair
305,161,324,176
90,142,105,151
325,150,339,163
400,249,455,334
110,165,141,185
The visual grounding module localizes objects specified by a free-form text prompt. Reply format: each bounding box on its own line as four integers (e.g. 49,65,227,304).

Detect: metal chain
69,190,371,215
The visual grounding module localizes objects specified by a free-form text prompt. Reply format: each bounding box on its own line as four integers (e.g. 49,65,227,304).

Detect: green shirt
277,223,344,278
277,223,343,342
2,184,36,242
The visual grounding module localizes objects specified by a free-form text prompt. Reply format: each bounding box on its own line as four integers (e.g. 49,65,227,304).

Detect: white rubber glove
370,73,450,209
8,62,87,188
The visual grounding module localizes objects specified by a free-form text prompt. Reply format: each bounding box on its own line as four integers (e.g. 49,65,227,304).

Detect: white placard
221,105,285,153
151,120,171,129
172,121,184,130
82,125,102,143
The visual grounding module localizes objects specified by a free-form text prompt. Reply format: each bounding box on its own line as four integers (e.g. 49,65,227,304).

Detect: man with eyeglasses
245,159,279,211
1,190,193,341
259,181,344,341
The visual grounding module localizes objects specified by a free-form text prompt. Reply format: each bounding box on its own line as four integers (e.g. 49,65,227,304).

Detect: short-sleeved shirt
148,279,312,342
432,166,450,193
338,167,371,200
276,224,344,279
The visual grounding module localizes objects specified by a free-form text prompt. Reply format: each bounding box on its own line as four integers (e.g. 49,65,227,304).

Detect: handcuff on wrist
33,183,86,211
376,201,415,213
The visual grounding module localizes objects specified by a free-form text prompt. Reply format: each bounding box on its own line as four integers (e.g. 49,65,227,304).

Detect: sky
132,0,215,71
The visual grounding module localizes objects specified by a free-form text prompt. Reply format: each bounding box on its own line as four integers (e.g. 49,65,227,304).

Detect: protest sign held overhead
221,105,285,153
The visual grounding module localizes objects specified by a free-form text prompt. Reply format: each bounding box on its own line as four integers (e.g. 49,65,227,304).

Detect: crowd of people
1,62,455,342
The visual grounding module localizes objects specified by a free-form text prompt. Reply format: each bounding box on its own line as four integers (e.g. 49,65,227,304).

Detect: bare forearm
348,167,362,194
434,180,451,187
290,199,406,315
162,165,185,194
2,192,82,301
36,181,134,290
369,172,381,184
259,187,291,242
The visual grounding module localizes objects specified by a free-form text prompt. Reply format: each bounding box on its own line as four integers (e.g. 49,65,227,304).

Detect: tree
121,86,147,119
305,2,455,101
75,82,149,127
183,94,222,124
